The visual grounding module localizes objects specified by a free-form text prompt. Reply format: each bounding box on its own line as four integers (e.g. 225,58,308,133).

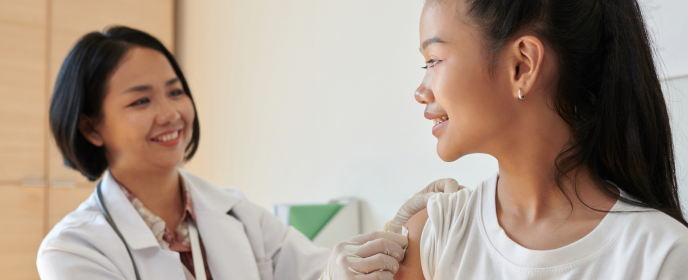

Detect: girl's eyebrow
421,37,447,51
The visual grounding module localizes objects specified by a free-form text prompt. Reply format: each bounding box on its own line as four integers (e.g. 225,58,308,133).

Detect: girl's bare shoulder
395,208,429,280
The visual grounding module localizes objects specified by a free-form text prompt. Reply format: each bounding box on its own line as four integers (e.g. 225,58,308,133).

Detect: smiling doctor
37,26,443,280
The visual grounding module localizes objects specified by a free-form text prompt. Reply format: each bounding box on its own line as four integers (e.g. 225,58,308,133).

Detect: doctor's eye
421,59,439,70
170,89,185,97
129,97,150,107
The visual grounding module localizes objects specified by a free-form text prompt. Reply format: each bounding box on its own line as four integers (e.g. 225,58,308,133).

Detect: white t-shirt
420,174,688,280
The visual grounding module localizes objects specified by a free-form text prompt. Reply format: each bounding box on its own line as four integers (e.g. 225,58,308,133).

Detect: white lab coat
37,169,331,280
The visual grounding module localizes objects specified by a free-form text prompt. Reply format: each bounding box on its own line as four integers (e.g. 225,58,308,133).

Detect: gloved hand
319,231,408,280
384,178,464,233
420,178,462,194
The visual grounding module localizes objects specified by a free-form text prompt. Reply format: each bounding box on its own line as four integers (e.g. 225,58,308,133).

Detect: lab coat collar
178,169,242,215
179,169,262,280
100,170,160,250
100,169,243,251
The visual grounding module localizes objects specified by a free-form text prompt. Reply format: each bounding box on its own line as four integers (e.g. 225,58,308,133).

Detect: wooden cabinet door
0,0,47,183
47,186,94,231
0,184,45,280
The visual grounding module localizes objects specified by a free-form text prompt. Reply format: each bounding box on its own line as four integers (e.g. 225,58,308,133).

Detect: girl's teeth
433,117,448,125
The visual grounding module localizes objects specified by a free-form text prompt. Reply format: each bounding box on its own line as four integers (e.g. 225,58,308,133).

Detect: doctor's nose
156,99,181,125
415,83,435,104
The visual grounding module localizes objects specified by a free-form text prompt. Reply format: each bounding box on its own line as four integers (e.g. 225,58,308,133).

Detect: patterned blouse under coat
117,178,213,280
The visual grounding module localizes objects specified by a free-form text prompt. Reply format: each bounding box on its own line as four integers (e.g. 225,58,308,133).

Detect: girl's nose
415,81,435,104
415,71,435,104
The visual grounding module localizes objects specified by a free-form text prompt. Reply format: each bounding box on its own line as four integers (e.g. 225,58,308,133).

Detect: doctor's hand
384,178,464,234
320,231,408,280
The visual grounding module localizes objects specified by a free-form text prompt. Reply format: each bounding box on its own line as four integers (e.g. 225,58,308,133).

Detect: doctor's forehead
108,47,178,93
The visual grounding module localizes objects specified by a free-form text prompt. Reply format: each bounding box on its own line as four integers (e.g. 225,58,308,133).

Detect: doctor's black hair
452,0,687,226
49,26,200,181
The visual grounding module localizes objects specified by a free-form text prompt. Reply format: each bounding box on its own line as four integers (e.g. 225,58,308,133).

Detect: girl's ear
505,35,545,99
78,114,104,147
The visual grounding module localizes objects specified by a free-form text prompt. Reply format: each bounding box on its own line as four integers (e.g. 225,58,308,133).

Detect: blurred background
0,0,686,278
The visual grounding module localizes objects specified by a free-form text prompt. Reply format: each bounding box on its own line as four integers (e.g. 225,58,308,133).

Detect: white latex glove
319,231,408,280
384,178,464,234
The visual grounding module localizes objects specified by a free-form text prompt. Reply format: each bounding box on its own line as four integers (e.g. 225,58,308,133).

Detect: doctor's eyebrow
122,78,180,94
165,77,180,86
420,37,447,52
122,85,151,94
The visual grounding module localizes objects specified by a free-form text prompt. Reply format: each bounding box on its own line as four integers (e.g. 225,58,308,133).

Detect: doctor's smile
151,129,183,147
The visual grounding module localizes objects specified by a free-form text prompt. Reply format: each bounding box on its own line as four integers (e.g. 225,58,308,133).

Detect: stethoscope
95,181,141,280
96,181,207,280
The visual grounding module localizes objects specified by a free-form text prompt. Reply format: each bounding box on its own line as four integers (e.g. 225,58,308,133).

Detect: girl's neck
496,163,610,222
109,165,184,229
492,103,617,223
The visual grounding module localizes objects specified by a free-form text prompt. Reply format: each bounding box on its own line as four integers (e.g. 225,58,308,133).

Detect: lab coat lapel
100,170,159,250
100,171,188,279
181,170,262,280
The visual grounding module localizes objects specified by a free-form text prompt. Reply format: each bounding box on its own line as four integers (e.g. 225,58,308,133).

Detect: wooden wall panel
0,185,45,280
0,1,175,277
0,0,47,183
47,186,94,231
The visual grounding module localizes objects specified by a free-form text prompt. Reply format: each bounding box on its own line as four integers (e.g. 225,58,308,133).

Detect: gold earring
518,88,525,100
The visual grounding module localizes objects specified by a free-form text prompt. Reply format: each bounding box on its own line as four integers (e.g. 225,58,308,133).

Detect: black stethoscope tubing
95,181,142,280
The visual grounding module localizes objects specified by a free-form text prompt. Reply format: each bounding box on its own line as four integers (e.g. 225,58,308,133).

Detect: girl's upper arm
395,208,429,280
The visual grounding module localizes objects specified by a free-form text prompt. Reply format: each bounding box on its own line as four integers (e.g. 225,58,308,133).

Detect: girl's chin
436,138,467,162
436,146,461,162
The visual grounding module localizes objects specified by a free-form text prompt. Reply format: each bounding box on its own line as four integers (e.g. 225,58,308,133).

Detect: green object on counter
289,204,343,240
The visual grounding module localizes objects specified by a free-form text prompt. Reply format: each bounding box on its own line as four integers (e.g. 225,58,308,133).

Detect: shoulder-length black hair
49,26,200,181
461,0,686,226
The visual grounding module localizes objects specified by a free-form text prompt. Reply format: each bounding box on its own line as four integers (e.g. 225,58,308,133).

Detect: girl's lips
425,112,449,136
432,119,448,136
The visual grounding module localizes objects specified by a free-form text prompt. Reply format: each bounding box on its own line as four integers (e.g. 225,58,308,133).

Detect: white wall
641,0,688,205
664,75,688,210
175,0,498,233
176,0,688,234
641,0,688,78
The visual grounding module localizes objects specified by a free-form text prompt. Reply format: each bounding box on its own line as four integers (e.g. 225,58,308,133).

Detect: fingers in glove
423,178,460,194
384,217,404,234
347,231,408,249
397,193,436,218
347,253,400,274
352,271,394,280
386,193,436,234
348,238,405,262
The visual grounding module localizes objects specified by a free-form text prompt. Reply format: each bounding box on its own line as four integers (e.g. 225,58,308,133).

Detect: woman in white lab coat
37,26,412,280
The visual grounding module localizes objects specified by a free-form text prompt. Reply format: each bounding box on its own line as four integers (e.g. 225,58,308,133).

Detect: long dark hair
49,26,200,181
463,0,686,226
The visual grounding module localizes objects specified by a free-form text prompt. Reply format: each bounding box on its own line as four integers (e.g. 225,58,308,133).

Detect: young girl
397,0,688,279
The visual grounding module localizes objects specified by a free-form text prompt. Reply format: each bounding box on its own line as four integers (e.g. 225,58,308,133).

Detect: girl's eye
170,89,184,97
421,59,439,70
129,98,150,107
